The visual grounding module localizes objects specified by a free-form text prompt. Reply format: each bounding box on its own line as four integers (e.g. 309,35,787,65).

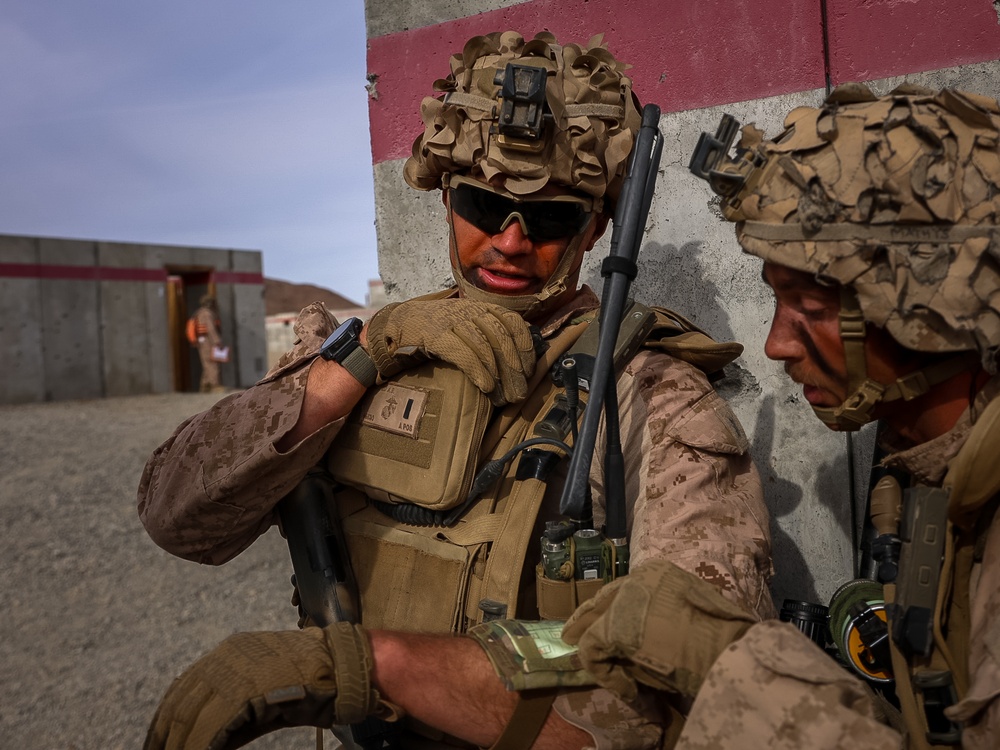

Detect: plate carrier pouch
881,393,1000,748
324,301,743,636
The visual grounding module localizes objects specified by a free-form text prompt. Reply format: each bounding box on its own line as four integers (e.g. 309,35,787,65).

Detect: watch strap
339,345,378,388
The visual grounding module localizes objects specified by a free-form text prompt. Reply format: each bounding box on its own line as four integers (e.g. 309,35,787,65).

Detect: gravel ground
0,392,317,749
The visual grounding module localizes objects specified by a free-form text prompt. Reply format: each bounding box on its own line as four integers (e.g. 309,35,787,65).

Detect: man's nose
492,215,534,255
763,307,799,362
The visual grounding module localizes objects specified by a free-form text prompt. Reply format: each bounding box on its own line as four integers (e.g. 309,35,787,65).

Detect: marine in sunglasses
140,30,772,750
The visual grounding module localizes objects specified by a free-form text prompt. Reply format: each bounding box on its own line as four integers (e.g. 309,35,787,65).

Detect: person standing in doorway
193,294,225,393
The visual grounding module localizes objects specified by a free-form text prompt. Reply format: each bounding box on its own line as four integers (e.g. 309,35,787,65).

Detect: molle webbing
336,299,741,637
338,315,592,635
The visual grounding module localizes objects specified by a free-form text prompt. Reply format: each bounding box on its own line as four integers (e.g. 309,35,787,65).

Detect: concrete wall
0,234,268,404
361,0,1000,607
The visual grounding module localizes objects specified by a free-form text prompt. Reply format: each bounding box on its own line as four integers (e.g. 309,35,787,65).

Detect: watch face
321,317,362,361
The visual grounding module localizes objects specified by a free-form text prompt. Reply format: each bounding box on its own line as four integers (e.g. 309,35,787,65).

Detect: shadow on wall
586,238,857,604
583,237,753,399
627,240,736,343
752,393,818,605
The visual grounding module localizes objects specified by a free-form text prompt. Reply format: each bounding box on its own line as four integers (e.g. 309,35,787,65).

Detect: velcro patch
361,383,428,439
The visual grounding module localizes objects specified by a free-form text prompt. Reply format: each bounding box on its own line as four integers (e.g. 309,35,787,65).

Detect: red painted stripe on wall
0,264,263,285
0,264,168,282
367,0,1000,166
214,271,265,284
367,0,826,164
826,0,1000,84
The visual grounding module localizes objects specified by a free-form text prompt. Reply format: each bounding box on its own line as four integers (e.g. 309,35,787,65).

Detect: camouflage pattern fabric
467,619,597,691
137,287,774,748
554,687,665,750
623,386,1000,748
139,289,774,613
881,375,1000,487
138,302,343,563
403,30,642,207
674,621,901,750
595,348,775,618
721,85,1000,370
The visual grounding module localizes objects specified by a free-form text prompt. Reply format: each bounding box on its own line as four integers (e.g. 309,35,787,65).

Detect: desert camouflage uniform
138,286,774,748
673,377,1000,749
657,84,1000,748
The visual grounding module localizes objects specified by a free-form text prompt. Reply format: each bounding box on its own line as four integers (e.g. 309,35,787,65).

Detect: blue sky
0,0,379,305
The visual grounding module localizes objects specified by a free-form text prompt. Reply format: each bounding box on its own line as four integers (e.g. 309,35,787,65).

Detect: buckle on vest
913,670,962,745
479,598,508,622
895,370,931,401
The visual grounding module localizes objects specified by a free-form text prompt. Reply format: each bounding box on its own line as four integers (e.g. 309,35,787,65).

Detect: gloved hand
144,622,395,750
561,560,756,703
365,298,537,406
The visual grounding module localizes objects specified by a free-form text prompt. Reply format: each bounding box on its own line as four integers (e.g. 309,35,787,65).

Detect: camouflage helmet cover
719,84,1000,372
403,30,643,207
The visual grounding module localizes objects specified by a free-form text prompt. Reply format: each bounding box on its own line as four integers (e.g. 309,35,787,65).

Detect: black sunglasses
448,176,594,242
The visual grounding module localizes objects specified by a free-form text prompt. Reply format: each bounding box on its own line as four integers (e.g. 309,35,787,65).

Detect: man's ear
582,212,612,253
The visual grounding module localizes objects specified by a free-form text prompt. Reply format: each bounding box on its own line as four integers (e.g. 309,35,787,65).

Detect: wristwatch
319,317,377,388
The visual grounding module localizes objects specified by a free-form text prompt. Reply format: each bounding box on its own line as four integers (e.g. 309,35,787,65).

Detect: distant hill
264,278,360,316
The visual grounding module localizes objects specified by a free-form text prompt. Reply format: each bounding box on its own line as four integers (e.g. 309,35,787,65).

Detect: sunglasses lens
524,201,591,241
450,184,590,241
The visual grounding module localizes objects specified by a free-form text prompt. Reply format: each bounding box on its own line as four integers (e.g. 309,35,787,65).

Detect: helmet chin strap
812,288,980,430
446,199,591,320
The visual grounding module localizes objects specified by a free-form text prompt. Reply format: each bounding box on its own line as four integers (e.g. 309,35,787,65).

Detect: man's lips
475,266,538,293
801,385,830,406
786,366,837,407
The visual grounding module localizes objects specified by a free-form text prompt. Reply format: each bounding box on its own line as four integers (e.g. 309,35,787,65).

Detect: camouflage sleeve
552,688,664,750
137,302,345,564
675,621,901,749
590,349,776,620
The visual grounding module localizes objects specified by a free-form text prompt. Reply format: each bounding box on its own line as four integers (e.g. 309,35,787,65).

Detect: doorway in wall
165,268,215,392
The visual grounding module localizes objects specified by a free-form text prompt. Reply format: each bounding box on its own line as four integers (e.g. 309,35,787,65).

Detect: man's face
762,261,920,428
443,176,608,301
762,263,846,412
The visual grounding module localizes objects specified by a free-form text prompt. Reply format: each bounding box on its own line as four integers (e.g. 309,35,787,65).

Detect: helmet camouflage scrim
404,30,643,318
691,83,1000,428
404,30,642,207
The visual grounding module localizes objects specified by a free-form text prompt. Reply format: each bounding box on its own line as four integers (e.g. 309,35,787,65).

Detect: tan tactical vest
323,300,741,637
326,310,591,635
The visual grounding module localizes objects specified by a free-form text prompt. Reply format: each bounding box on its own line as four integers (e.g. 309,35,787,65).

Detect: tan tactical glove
561,560,756,703
144,622,396,750
365,298,537,406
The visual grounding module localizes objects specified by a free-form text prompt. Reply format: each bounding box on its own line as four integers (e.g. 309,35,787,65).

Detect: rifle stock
279,469,360,627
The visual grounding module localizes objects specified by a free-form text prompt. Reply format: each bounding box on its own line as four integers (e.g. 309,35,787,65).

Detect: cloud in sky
0,0,379,305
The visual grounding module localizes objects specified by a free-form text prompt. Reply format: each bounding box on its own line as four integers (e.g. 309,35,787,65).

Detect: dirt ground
0,392,318,749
